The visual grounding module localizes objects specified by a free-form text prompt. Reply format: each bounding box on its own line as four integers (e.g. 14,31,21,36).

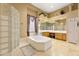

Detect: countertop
39,30,67,33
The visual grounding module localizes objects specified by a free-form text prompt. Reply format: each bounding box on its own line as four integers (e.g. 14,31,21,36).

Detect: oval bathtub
27,35,52,51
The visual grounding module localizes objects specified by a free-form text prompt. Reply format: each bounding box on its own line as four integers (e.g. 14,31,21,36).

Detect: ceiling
32,3,70,13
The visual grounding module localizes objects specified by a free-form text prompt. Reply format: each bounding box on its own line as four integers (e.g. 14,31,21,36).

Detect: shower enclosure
0,4,20,55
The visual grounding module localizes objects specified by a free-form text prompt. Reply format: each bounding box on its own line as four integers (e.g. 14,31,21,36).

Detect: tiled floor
11,38,79,56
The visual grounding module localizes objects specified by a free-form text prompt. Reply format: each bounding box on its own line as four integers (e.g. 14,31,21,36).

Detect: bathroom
0,3,79,56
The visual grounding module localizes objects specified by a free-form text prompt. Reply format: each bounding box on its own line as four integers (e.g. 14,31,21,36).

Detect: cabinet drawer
0,26,8,31
0,49,9,55
55,33,66,41
0,21,8,25
42,32,49,37
0,32,8,37
62,34,66,41
1,38,8,43
0,43,8,49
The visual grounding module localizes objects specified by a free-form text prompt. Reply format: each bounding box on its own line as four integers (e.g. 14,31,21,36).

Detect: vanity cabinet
55,33,62,40
42,32,66,41
55,33,66,41
42,32,49,37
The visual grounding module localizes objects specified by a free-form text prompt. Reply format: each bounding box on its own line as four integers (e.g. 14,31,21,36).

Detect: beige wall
20,11,27,38
11,3,78,38
11,4,27,38
27,4,46,17
48,4,78,18
48,5,70,18
11,3,44,38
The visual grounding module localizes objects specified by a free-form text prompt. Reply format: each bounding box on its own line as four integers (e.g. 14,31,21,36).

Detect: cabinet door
55,33,63,40
62,34,66,41
55,33,66,41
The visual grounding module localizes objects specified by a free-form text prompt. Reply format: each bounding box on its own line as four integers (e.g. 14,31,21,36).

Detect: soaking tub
27,35,52,51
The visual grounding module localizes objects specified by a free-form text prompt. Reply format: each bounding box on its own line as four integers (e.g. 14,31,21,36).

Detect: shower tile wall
0,4,20,56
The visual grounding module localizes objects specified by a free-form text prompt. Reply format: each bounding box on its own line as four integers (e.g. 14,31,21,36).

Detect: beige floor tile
11,38,79,56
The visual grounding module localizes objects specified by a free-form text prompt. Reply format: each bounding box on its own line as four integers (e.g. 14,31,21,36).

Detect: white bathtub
27,35,52,51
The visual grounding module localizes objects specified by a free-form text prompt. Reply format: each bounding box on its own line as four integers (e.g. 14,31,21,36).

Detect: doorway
27,15,38,36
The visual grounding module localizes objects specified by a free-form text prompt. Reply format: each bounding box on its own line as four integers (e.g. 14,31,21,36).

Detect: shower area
0,4,20,55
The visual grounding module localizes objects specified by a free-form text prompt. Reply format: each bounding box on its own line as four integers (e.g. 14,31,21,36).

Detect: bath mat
20,45,35,56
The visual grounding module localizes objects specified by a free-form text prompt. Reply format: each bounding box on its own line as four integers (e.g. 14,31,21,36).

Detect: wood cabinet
62,34,66,41
55,33,66,41
55,33,62,40
42,32,66,41
42,32,49,37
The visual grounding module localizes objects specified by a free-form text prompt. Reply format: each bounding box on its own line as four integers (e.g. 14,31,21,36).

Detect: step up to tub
20,45,35,56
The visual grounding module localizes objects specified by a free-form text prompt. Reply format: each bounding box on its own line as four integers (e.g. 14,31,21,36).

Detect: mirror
54,19,66,30
40,22,54,30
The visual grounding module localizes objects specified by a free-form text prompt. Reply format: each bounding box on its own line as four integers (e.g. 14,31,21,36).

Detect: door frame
27,15,38,36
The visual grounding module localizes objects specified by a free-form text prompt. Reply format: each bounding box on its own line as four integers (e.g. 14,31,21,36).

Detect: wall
27,4,46,17
11,3,44,38
47,4,78,31
11,4,27,38
0,4,20,55
11,3,78,39
48,4,78,18
48,4,70,18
